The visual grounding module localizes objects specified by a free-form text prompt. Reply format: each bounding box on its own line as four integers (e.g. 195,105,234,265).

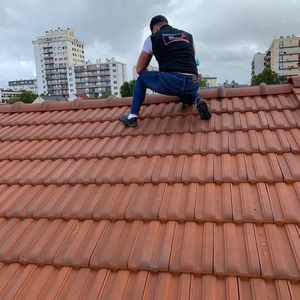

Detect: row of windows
73,53,84,58
71,43,84,48
72,47,84,52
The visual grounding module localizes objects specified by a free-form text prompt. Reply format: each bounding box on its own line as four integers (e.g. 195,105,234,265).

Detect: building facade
264,35,300,80
202,76,218,87
0,89,22,104
68,58,127,99
8,79,38,94
33,28,85,96
251,53,265,76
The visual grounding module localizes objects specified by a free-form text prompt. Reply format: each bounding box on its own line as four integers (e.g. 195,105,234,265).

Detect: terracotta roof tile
0,79,300,298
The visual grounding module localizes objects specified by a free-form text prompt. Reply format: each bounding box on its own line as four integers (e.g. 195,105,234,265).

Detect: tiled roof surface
0,78,299,299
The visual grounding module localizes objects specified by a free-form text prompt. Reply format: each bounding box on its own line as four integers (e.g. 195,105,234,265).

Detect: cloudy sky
1,0,300,87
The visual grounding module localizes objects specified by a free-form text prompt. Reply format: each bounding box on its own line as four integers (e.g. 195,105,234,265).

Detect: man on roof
121,15,212,127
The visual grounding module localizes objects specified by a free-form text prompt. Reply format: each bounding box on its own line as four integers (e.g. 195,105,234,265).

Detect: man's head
150,15,168,34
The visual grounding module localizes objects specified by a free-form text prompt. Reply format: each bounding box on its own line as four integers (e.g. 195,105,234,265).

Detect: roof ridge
0,77,299,113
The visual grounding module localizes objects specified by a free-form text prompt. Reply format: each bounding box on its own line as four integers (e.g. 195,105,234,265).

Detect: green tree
19,91,38,103
120,80,136,97
251,68,281,86
199,79,207,88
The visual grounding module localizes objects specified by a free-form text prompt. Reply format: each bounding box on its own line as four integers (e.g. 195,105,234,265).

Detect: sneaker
195,98,212,120
120,113,138,127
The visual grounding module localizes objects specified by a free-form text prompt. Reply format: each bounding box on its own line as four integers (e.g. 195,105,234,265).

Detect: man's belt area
178,72,199,82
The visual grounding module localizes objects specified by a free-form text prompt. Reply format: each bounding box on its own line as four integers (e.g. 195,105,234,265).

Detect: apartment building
251,53,265,76
0,89,22,104
8,79,38,94
33,28,85,96
68,58,127,99
264,35,300,80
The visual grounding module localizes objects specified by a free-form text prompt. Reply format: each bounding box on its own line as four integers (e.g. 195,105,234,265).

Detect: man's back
150,25,198,75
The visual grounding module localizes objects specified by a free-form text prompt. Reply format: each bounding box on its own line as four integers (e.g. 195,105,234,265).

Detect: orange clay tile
125,183,166,221
214,223,260,277
0,79,299,298
195,183,232,222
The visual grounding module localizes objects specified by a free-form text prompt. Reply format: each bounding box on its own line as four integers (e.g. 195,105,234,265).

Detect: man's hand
136,51,153,74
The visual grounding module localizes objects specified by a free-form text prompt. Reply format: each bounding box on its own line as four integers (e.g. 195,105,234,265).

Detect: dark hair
150,15,168,31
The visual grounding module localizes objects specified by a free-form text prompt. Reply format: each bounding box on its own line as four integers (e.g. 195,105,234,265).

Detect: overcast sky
1,0,300,87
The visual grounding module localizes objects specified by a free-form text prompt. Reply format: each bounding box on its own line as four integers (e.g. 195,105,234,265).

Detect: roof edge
200,83,292,99
0,77,299,113
288,76,300,88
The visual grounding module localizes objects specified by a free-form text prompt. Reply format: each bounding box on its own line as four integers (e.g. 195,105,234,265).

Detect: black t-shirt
150,25,198,75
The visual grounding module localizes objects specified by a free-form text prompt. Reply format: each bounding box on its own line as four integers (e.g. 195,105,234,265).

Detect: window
114,81,117,84
279,40,284,48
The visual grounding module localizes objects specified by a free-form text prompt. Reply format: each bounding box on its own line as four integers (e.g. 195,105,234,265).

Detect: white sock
128,113,138,119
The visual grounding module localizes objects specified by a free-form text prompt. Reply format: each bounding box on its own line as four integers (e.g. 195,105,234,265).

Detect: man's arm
136,51,153,74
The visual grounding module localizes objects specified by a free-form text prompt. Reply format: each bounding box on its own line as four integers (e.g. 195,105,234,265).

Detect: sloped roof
0,77,299,299
40,95,67,101
74,93,91,100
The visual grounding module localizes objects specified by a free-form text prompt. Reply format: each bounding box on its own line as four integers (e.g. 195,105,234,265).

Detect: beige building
33,28,85,96
0,89,22,104
202,76,218,87
68,58,127,99
265,35,300,80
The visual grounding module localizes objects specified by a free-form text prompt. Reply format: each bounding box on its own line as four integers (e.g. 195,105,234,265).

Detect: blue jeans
131,71,201,115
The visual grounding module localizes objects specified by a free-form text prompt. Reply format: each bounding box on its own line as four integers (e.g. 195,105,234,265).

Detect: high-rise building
264,35,300,80
68,58,127,99
32,28,85,96
251,53,265,76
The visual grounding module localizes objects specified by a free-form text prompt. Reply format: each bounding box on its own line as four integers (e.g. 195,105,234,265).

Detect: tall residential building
68,58,127,99
251,53,265,76
264,35,300,80
32,28,85,96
